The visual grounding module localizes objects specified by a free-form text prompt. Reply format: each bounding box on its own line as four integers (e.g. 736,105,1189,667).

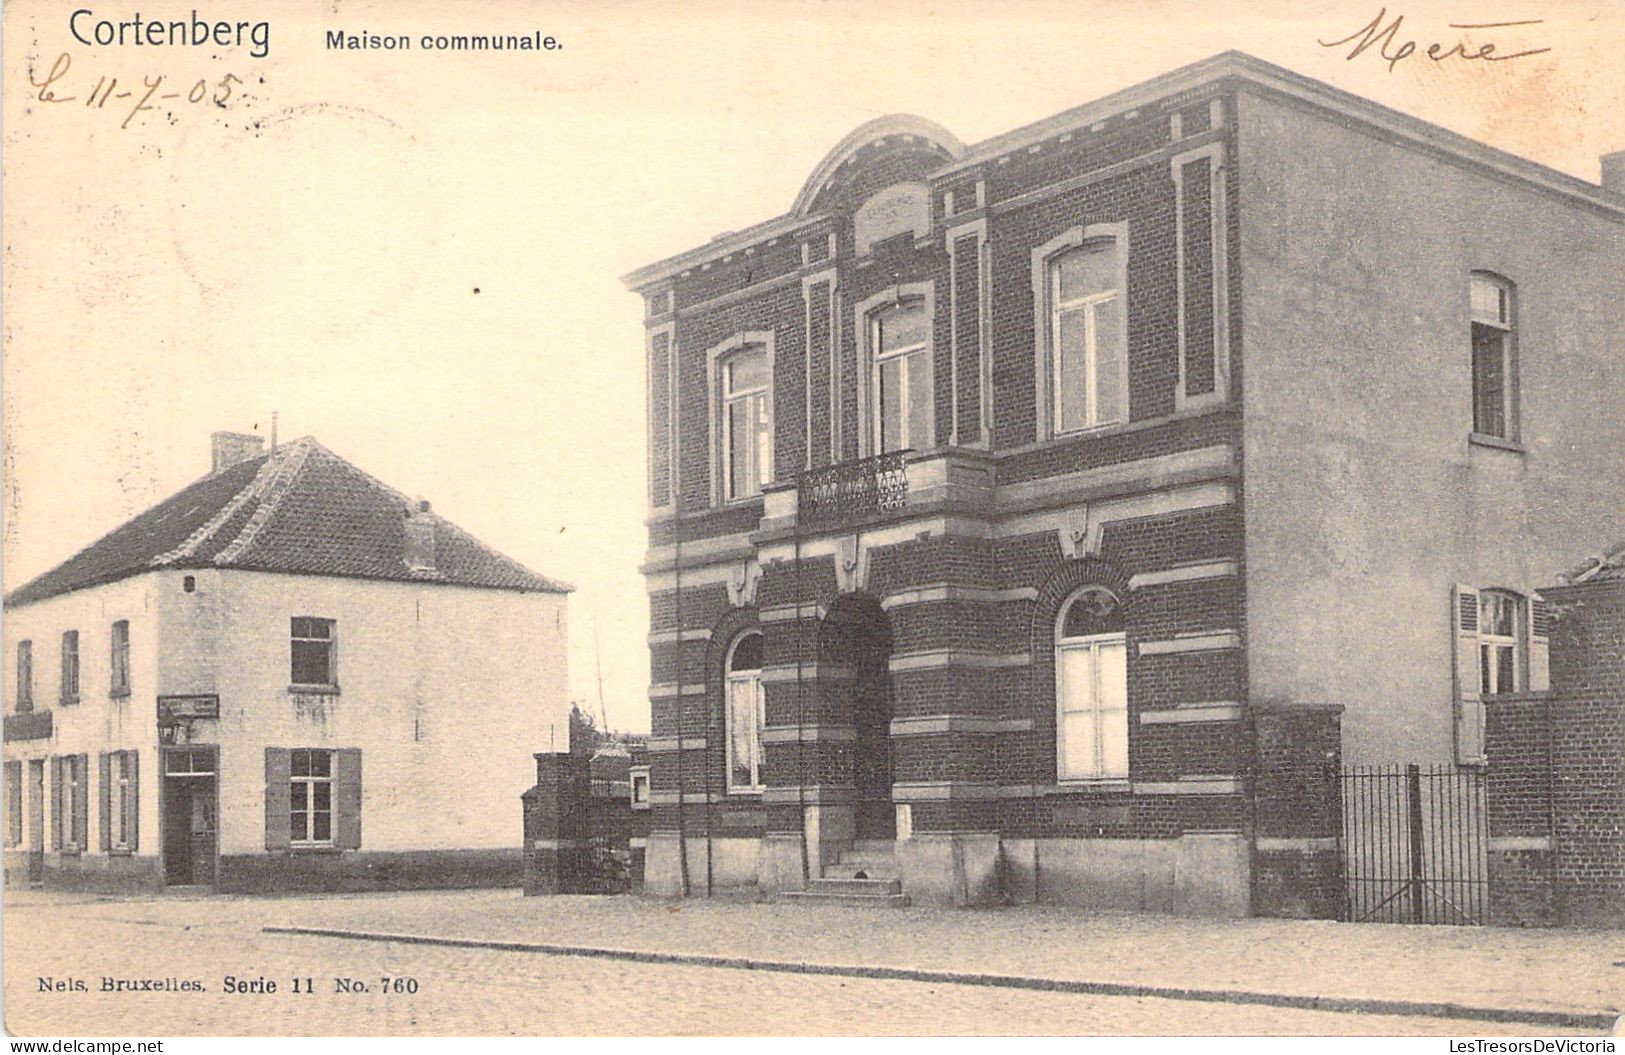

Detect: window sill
997,401,1236,461
289,845,343,855
288,684,340,696
1480,690,1553,704
108,847,133,857
725,788,765,798
1049,779,1132,794
1469,432,1525,453
108,689,131,701
58,847,82,857
59,696,79,706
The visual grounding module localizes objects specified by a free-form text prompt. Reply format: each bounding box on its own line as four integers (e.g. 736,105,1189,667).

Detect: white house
2,433,571,893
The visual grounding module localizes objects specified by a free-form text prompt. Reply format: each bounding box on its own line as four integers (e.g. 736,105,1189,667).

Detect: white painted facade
3,567,568,889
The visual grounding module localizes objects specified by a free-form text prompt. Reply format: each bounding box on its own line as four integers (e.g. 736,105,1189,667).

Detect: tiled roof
1559,541,1625,585
4,438,571,607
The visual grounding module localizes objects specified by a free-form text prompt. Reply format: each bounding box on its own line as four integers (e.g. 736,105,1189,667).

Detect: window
1478,590,1519,696
1055,586,1129,782
1049,240,1126,433
116,754,132,848
166,747,216,777
54,754,86,851
102,750,138,852
629,766,651,810
871,301,930,453
265,747,359,851
16,640,32,713
724,632,766,793
109,620,130,696
721,345,772,500
1452,585,1550,765
1470,273,1516,440
5,761,20,848
290,617,337,688
290,748,334,846
60,630,79,703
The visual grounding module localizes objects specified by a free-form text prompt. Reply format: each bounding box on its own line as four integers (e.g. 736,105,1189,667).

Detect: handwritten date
28,52,242,129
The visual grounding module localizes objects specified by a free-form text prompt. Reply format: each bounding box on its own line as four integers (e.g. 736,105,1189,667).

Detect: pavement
3,887,1622,1036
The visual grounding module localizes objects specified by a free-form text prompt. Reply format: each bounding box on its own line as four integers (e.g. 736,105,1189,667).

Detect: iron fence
1341,763,1488,925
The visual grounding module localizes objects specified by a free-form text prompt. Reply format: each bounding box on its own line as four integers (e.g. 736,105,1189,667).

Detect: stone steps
782,875,910,907
782,841,907,904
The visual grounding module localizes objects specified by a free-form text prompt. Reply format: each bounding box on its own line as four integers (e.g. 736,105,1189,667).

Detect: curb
263,925,1618,1031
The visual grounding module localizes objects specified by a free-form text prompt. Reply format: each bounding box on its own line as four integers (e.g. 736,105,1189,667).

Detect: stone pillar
1251,704,1344,919
522,752,588,895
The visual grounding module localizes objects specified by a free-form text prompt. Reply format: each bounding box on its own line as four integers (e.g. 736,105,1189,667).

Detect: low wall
1484,578,1624,927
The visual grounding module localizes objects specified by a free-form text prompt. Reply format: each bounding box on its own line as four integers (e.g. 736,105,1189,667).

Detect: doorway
162,746,217,887
27,759,43,886
824,594,895,841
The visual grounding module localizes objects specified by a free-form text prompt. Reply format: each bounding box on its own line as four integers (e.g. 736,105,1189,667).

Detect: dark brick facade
629,82,1284,913
1484,577,1624,927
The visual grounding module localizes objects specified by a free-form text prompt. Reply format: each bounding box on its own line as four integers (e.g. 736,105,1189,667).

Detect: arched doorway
822,593,894,841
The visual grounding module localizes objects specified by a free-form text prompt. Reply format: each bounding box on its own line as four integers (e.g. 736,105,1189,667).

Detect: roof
623,50,1625,290
4,437,571,607
1558,541,1625,585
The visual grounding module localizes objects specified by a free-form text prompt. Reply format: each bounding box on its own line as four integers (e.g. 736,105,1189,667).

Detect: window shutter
73,755,88,849
51,756,62,851
335,749,362,850
98,752,111,852
264,747,291,851
1528,595,1551,692
128,750,140,851
1451,584,1485,765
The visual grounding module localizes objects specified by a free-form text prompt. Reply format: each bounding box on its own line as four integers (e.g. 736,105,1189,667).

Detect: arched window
725,631,765,792
1049,238,1125,433
720,345,772,500
870,300,930,454
1055,586,1128,782
1469,272,1517,441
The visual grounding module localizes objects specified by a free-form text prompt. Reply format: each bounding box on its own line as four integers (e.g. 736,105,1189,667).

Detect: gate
584,775,634,895
1340,764,1488,925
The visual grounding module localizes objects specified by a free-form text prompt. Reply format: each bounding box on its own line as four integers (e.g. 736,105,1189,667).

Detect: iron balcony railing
797,450,909,530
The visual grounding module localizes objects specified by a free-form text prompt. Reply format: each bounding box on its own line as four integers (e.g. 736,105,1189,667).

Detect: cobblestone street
3,889,1619,1036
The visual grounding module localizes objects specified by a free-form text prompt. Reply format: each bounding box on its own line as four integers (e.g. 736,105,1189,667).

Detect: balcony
759,447,997,539
796,451,910,531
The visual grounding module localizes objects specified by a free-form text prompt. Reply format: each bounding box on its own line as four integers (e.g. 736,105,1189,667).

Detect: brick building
623,53,1625,914
2,433,571,893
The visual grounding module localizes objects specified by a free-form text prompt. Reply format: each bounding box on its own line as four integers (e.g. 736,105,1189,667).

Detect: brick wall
1484,578,1624,927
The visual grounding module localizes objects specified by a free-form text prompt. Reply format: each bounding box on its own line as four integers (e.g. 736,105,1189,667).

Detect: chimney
210,431,265,473
404,499,437,574
1602,150,1625,196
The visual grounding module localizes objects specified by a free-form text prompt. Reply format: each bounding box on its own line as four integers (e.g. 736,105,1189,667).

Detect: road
1,893,1554,1036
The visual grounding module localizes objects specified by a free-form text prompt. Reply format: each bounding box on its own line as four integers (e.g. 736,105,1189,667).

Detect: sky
3,0,1622,733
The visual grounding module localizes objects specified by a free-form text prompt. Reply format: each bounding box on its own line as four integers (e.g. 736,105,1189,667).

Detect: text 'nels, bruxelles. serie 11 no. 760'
35,975,421,995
